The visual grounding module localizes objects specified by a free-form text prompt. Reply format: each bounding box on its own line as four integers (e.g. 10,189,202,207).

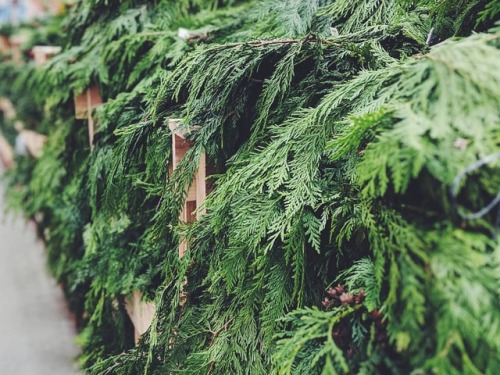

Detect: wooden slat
74,86,102,148
74,86,102,120
169,119,208,258
124,291,156,345
172,134,193,169
168,119,201,140
195,151,207,218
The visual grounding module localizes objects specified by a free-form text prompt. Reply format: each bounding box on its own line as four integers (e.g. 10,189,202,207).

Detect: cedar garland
0,1,499,374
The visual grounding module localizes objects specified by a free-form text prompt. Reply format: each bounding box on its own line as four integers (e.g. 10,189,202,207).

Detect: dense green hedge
1,1,499,374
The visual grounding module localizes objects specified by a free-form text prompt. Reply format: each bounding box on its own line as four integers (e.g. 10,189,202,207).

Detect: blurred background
0,2,80,374
0,0,64,25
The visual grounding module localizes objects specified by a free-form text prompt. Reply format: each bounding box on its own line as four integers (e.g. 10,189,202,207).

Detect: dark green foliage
0,1,499,374
275,33,500,374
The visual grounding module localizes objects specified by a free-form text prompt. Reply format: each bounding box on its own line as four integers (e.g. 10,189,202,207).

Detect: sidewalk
0,181,81,374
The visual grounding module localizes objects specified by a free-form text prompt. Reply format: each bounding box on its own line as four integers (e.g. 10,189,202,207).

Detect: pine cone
340,292,354,305
354,290,366,304
326,287,337,298
322,297,331,309
335,284,345,295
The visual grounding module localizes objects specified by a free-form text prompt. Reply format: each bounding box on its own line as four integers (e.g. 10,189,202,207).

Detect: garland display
0,1,499,374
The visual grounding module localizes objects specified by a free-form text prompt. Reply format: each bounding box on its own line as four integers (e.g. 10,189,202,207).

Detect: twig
224,110,235,120
208,318,234,346
206,318,234,375
210,35,339,51
451,152,500,220
207,362,215,375
249,78,264,83
230,38,309,47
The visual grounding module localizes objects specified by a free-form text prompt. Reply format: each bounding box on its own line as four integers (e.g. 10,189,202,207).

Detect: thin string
451,152,500,236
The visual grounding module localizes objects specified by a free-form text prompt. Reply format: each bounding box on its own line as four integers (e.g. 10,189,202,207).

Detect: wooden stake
74,86,102,148
168,119,206,257
87,88,95,149
124,291,156,345
32,45,61,66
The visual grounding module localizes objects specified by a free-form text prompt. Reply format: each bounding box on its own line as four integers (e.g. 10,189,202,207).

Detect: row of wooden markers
1,44,209,345
0,40,62,165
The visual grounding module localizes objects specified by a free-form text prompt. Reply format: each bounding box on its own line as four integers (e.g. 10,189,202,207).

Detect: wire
451,152,500,222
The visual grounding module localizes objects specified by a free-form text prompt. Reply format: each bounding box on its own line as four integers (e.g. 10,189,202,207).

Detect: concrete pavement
0,181,81,374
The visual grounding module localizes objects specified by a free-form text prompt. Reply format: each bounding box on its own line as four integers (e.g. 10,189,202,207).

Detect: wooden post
123,120,210,346
124,291,156,345
9,34,29,65
168,119,207,258
19,129,47,158
0,35,10,55
0,97,16,168
0,97,16,120
74,86,102,148
195,151,207,219
0,134,14,169
32,45,61,66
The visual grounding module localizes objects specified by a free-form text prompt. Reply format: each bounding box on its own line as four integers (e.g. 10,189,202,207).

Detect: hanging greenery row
0,1,499,374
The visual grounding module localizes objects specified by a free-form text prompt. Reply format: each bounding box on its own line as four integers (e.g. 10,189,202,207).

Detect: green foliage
0,1,499,375
276,32,500,374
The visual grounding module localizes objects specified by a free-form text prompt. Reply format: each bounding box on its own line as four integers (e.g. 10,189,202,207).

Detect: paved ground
0,182,81,374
